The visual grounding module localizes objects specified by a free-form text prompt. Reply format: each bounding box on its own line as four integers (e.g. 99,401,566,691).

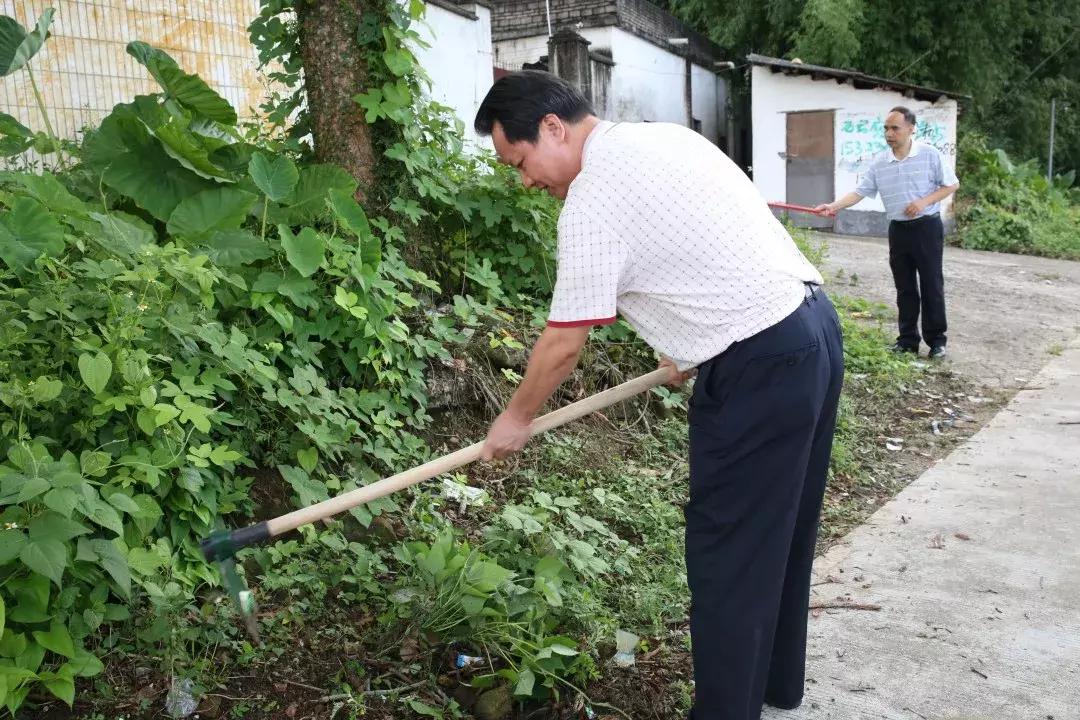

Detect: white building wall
493,28,726,145
606,28,719,143
493,35,549,70
691,62,719,142
751,65,958,220
415,2,494,148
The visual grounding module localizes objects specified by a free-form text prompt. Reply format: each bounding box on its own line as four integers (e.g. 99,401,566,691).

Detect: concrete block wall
488,0,618,42
615,0,719,66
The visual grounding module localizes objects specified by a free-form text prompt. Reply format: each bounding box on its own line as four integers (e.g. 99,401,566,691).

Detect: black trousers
686,286,844,720
888,213,947,349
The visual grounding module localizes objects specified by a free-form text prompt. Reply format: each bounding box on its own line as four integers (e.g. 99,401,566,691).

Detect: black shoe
929,345,947,360
764,695,804,710
889,343,918,354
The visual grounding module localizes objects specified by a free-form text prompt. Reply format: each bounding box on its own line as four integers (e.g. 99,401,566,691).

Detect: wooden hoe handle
202,368,671,560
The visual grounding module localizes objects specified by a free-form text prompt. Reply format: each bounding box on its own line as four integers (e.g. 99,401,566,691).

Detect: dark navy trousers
686,285,844,720
888,213,947,349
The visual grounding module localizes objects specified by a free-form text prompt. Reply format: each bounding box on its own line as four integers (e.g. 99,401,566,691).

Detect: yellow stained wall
1,1,268,142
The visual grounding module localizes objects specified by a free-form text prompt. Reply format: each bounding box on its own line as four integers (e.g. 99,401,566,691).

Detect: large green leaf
11,477,50,504
189,116,242,146
107,150,210,221
0,9,53,78
125,41,178,74
147,119,234,182
84,498,124,537
210,142,257,172
126,42,237,124
0,112,31,137
0,111,33,157
0,631,27,658
18,538,67,587
38,666,75,705
0,197,64,271
32,622,75,659
29,376,62,403
89,211,155,257
77,352,112,395
9,173,89,218
7,573,50,624
83,98,212,221
79,451,110,477
28,512,90,543
467,561,514,593
158,64,238,124
105,491,140,515
277,465,329,507
249,152,299,202
252,271,317,308
127,547,165,575
514,668,536,697
82,95,164,158
0,664,36,708
276,164,358,224
201,230,272,266
328,188,381,271
328,187,371,238
69,648,104,677
0,531,26,564
167,188,257,238
279,225,326,277
42,488,78,518
89,539,130,598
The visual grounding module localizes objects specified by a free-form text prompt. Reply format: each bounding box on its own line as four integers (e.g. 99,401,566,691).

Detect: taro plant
0,8,63,163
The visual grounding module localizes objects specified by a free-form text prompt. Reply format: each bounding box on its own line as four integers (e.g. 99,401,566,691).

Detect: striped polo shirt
855,141,959,221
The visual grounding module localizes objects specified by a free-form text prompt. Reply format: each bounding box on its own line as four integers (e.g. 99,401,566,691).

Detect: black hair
890,106,917,126
474,70,594,143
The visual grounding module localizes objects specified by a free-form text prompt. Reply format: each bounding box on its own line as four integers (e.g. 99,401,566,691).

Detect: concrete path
819,233,1080,390
764,334,1080,720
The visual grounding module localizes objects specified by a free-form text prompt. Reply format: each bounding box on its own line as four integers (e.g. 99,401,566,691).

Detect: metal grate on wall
1,0,268,145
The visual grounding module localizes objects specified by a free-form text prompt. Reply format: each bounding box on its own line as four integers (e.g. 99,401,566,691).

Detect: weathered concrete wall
606,27,720,143
488,0,617,42
751,65,959,236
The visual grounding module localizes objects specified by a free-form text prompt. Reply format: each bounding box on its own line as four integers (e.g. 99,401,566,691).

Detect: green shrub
955,132,1080,259
0,17,558,708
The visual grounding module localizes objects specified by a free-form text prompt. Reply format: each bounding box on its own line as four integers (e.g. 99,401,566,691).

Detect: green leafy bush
0,17,556,706
954,132,1080,259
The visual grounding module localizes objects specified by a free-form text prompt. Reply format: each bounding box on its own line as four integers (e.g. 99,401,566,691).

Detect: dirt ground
820,233,1080,389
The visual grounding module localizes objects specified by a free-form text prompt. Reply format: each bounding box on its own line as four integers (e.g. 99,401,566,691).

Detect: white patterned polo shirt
547,121,824,370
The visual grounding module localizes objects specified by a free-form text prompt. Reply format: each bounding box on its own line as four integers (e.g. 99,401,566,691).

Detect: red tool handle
768,201,830,216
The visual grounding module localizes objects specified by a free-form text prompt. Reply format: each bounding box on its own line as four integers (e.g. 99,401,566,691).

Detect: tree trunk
295,0,377,200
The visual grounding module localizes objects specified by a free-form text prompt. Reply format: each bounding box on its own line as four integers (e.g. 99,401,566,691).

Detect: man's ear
540,113,567,141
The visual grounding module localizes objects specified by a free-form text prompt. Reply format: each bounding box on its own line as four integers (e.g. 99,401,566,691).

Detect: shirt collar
888,140,922,162
582,120,616,166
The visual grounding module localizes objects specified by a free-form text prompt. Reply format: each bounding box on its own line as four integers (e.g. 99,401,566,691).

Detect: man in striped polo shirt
817,106,959,359
474,70,844,720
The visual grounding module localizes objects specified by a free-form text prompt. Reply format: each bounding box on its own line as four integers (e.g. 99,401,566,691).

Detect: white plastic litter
613,629,639,667
441,478,486,506
165,677,198,718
